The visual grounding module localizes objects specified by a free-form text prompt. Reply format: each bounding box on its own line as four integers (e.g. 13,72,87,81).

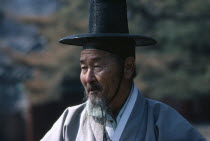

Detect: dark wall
32,94,84,141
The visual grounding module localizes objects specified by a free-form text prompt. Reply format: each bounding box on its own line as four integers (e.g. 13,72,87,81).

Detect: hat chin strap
107,61,125,111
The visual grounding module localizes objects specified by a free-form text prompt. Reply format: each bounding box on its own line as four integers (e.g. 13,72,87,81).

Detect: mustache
87,83,102,92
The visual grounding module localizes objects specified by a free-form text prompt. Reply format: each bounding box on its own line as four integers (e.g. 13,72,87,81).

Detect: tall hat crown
89,0,129,34
59,0,156,58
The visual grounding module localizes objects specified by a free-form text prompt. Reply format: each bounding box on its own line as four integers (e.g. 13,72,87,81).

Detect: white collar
105,84,138,140
111,83,138,141
105,84,134,138
116,84,134,124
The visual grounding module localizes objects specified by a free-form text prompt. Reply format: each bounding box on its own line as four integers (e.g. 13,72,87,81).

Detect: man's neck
109,81,133,119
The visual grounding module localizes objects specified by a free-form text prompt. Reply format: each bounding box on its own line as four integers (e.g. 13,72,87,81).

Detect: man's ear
124,57,135,79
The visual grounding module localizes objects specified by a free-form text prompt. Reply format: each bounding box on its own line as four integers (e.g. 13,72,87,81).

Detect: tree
24,0,210,102
127,0,210,100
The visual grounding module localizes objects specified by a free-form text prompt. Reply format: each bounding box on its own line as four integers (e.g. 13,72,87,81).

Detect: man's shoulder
40,103,87,141
62,103,86,120
65,103,86,113
145,98,177,114
144,98,188,124
143,98,206,140
50,103,86,127
136,91,184,123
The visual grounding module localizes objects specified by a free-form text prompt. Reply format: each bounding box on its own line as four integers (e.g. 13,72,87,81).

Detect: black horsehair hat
59,0,157,58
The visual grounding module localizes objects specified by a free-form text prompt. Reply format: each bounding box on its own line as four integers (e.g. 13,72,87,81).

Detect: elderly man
41,0,206,141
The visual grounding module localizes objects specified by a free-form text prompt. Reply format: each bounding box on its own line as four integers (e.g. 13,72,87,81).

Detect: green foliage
128,0,210,100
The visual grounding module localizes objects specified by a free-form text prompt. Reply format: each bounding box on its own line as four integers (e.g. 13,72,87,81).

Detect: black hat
59,0,157,58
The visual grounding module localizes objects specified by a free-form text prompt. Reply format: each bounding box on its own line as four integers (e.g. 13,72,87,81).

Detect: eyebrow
80,56,103,64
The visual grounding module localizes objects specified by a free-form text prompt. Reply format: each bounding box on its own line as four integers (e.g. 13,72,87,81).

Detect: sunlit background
0,0,210,140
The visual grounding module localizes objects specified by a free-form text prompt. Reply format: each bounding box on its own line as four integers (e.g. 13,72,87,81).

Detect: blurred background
0,0,210,140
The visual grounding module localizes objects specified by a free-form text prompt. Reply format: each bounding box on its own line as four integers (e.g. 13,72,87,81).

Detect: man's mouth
88,89,100,95
86,83,102,95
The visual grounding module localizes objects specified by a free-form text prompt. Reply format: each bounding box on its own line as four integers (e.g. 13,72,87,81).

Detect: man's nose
85,69,96,83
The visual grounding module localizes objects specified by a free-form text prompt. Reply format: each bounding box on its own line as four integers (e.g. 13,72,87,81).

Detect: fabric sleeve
40,109,69,141
154,102,207,141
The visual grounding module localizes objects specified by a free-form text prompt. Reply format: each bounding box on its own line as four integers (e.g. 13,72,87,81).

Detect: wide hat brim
59,33,157,46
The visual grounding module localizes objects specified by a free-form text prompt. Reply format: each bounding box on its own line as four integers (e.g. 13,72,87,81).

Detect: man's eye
94,66,103,71
81,67,88,74
81,66,88,70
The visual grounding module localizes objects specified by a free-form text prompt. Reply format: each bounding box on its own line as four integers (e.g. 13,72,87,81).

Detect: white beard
86,97,108,125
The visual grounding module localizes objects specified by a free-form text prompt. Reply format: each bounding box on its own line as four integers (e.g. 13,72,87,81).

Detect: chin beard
84,91,110,126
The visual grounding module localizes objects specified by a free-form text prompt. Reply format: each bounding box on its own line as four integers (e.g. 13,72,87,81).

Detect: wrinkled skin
80,49,122,104
80,49,135,117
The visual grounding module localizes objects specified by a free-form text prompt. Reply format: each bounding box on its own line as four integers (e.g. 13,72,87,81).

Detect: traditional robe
41,86,206,141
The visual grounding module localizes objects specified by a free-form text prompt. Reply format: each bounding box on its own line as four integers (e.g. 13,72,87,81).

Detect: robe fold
41,90,206,141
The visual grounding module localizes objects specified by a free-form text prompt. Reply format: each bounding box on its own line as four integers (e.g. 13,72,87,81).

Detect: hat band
83,39,135,58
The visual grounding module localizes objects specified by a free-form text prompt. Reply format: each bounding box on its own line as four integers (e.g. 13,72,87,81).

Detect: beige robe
41,91,206,141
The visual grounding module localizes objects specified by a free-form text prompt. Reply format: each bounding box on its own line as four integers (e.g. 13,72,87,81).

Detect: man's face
80,49,122,105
